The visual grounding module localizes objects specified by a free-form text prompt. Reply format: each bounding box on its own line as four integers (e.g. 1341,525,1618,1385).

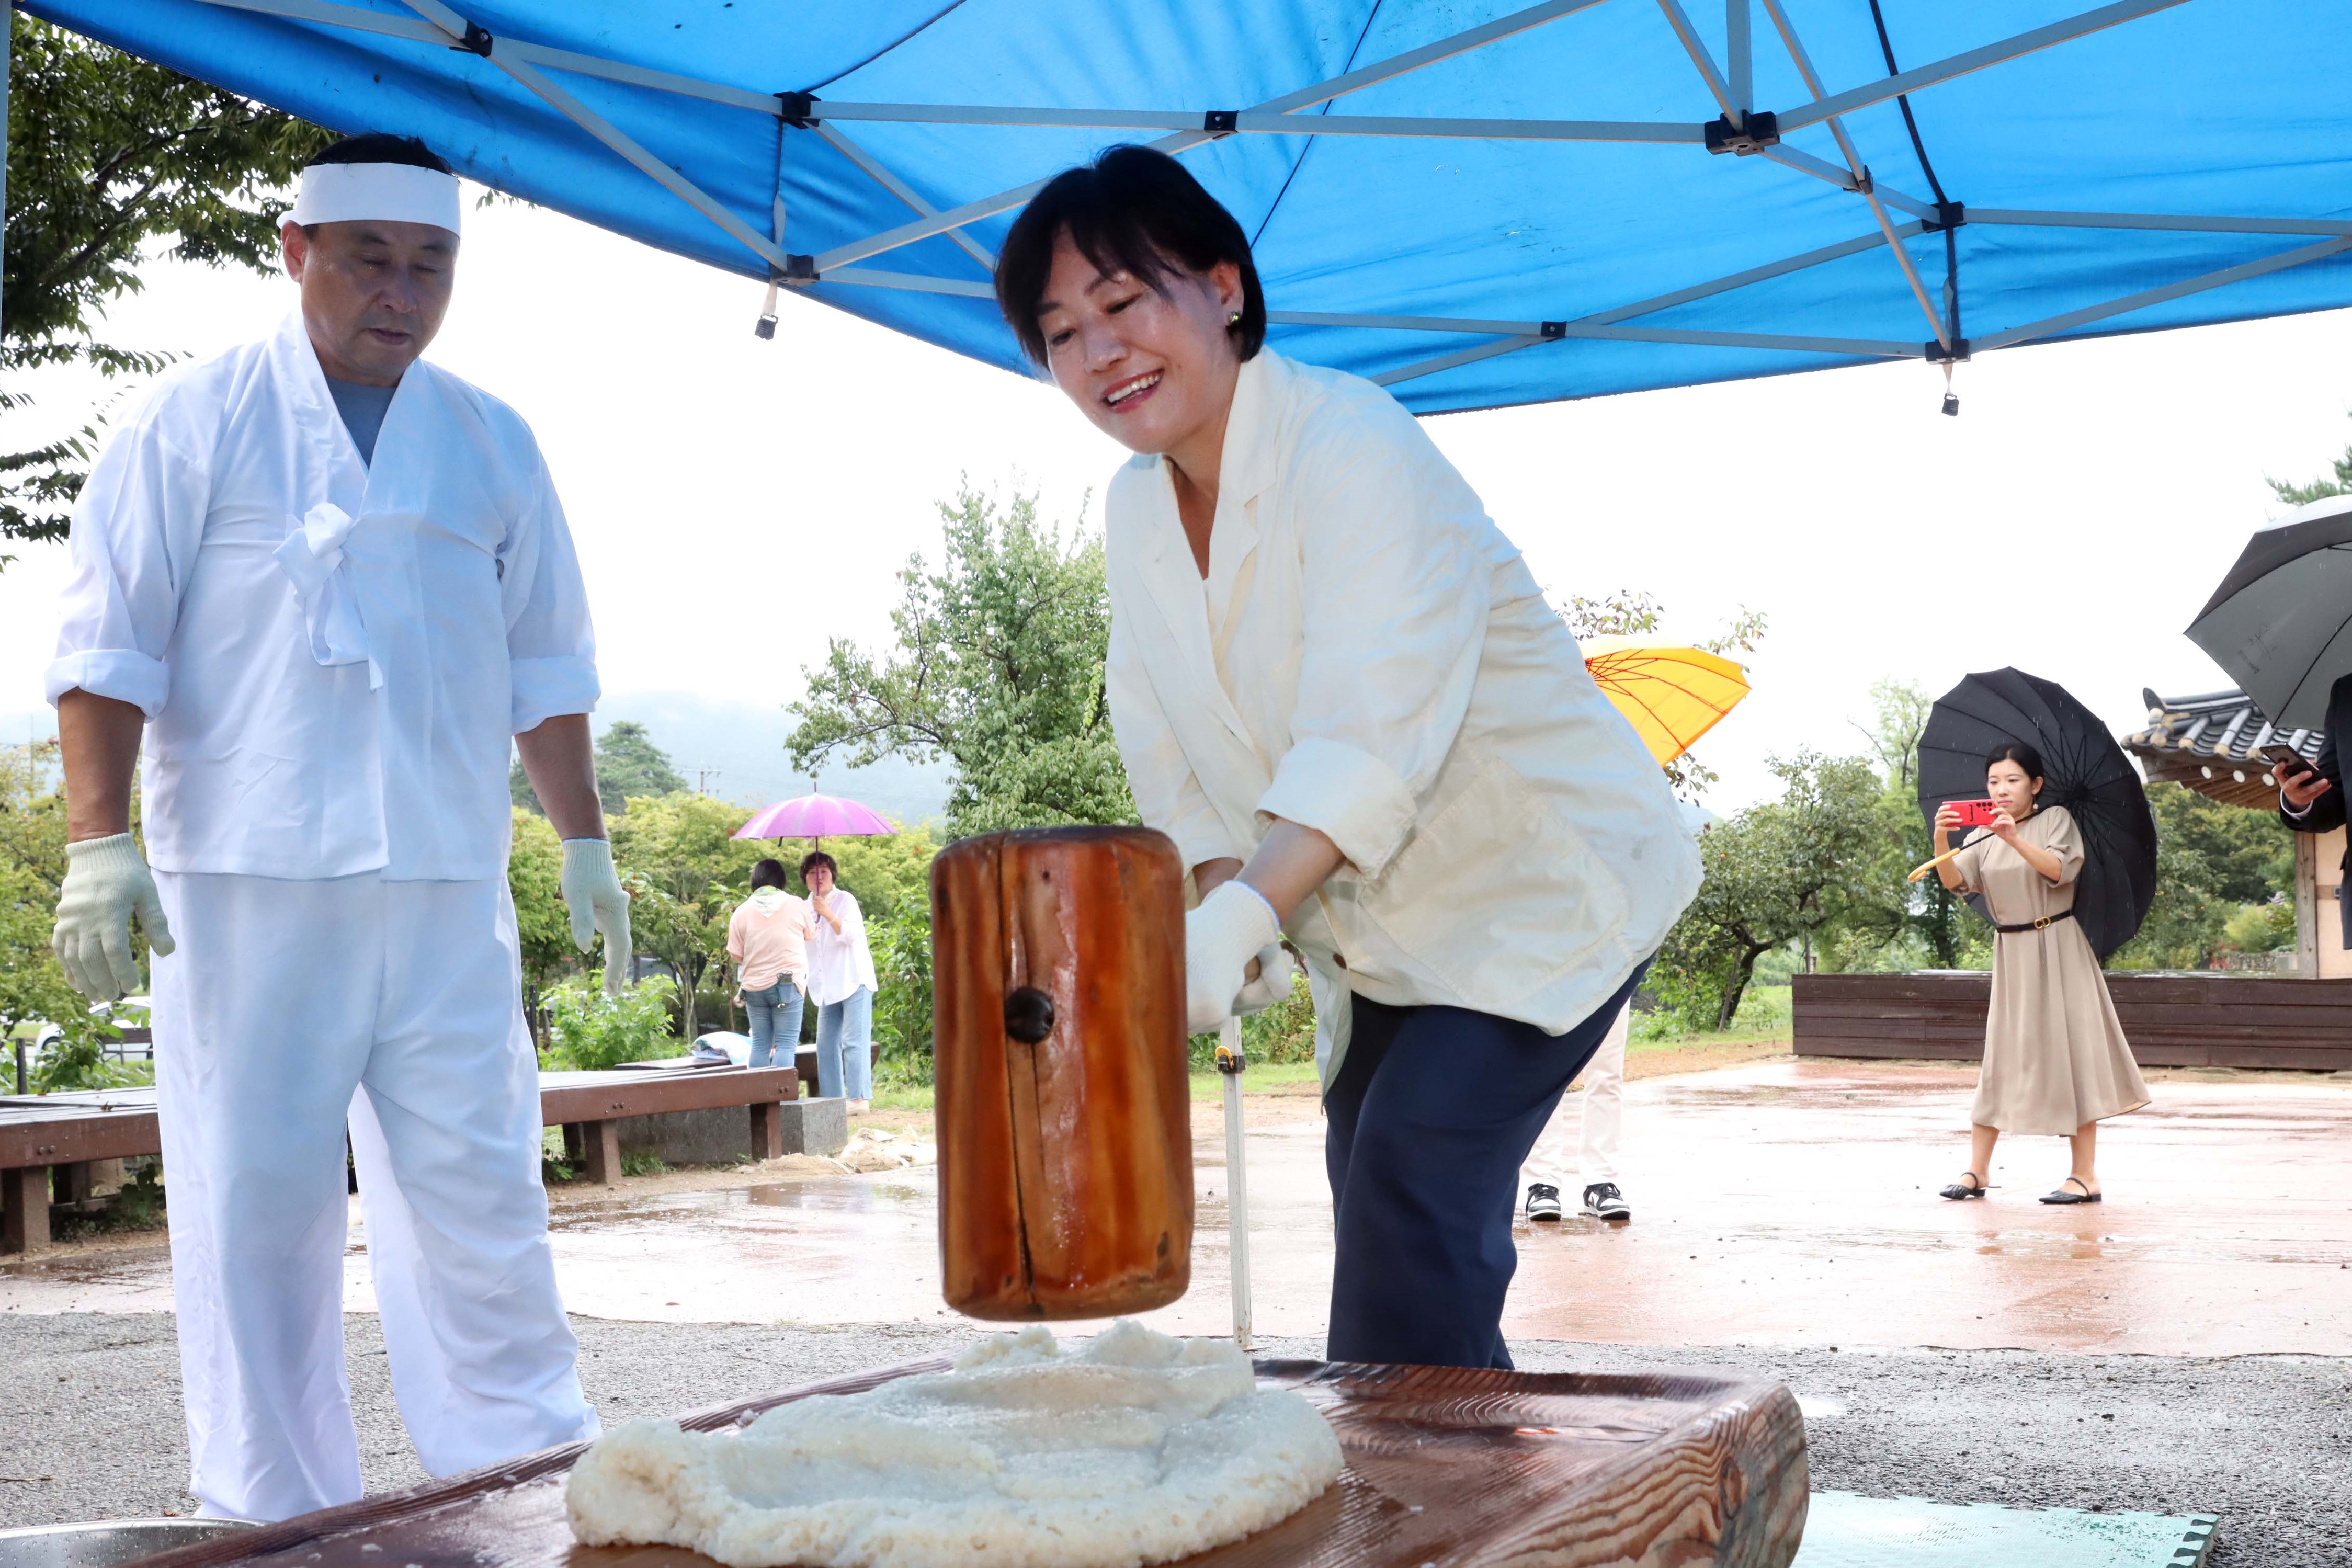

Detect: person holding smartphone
2274,674,2348,947
1928,743,2148,1205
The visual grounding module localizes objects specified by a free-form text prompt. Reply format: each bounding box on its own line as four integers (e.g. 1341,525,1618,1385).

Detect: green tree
788,484,1136,837
609,790,756,1040
506,806,574,1042
2267,413,2352,506
1653,749,1885,1029
4,14,332,558
1843,678,1971,969
0,742,124,1088
2110,784,2297,969
511,720,690,817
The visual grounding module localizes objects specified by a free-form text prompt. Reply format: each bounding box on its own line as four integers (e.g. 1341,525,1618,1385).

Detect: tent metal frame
24,0,2348,394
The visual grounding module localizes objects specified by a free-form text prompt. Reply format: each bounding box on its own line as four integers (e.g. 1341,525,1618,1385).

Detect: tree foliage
512,720,689,817
788,484,1136,838
2110,783,2296,969
1651,749,1884,1030
4,15,332,556
0,742,124,1088
2267,413,2352,506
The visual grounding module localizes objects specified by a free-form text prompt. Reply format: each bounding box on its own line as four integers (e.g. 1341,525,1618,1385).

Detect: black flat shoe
2040,1176,2103,1205
1939,1171,1986,1200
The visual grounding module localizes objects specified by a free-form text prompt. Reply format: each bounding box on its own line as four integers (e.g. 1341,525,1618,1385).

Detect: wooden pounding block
118,1359,1808,1568
930,826,1192,1320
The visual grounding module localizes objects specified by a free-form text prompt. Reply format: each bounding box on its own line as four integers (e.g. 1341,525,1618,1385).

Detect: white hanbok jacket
48,312,598,882
1103,351,1699,1081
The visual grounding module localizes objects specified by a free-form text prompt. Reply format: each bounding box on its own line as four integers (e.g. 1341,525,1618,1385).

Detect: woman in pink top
726,859,815,1070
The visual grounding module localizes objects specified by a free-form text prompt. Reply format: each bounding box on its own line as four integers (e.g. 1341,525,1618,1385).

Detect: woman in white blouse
800,850,878,1112
993,147,1698,1369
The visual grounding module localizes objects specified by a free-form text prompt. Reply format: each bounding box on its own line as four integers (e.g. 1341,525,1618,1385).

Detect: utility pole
691,764,723,797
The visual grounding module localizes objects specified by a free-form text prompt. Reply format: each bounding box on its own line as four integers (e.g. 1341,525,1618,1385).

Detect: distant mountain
592,689,952,827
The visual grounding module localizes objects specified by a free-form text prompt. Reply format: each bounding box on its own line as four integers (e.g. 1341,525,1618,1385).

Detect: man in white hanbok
48,135,627,1521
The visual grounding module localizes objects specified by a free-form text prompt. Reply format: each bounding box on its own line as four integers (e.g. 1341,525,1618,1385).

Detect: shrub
540,975,681,1071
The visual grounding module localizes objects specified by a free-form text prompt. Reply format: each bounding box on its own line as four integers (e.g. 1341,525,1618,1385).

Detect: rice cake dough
566,1321,1343,1568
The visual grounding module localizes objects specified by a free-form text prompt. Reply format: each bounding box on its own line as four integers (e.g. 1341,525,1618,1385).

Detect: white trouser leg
1518,1001,1631,1193
348,878,597,1475
152,872,378,1521
1578,1002,1630,1186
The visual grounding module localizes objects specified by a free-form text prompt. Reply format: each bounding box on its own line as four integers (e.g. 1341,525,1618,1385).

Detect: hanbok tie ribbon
274,502,382,689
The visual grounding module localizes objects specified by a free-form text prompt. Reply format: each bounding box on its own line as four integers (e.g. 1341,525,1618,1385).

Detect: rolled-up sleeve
1105,600,1241,871
1256,428,1491,878
500,451,600,734
46,407,211,718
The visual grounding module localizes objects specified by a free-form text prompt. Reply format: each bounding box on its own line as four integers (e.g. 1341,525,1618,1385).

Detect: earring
1228,311,1242,325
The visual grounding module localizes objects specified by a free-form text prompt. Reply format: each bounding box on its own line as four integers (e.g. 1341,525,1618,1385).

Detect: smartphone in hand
2262,744,2316,783
1945,798,1998,828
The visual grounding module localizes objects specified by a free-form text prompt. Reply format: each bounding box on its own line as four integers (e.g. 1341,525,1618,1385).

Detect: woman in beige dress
1930,742,2149,1204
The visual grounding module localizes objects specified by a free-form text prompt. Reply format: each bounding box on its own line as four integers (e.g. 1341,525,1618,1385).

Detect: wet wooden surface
117,1358,1806,1568
932,827,1192,1320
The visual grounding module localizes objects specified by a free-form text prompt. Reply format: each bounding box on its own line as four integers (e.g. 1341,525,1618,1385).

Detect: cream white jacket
1103,351,1698,1080
48,312,598,882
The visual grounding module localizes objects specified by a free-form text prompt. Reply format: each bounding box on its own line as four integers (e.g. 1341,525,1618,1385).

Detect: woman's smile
1103,369,1163,412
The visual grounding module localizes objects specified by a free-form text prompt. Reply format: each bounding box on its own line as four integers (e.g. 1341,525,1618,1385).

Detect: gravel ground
2,1314,2345,1565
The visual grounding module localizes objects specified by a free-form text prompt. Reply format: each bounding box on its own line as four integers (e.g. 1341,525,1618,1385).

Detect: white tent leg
1216,1020,1252,1351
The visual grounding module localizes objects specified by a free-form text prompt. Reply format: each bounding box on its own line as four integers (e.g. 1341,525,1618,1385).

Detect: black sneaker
1583,1182,1631,1222
1525,1183,1563,1223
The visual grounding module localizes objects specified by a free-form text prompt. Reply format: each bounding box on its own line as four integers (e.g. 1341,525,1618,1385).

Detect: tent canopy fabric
29,0,2352,413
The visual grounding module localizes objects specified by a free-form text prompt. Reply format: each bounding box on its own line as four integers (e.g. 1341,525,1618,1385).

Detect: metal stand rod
1216,1018,1252,1350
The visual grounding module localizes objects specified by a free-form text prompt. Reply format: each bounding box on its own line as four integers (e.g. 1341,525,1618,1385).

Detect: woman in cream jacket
994,147,1698,1369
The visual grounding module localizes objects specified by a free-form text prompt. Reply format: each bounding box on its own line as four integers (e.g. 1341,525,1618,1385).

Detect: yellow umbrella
1581,637,1752,766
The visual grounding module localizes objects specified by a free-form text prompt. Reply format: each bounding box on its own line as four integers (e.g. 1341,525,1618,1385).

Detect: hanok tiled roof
2121,688,2325,809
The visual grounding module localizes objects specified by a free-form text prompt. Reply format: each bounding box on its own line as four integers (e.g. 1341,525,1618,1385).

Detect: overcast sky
7,191,2347,810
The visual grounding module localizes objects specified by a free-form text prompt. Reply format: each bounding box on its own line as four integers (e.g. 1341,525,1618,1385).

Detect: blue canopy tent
15,0,2352,413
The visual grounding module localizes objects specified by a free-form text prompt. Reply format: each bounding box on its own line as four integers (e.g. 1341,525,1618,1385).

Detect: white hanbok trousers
150,871,596,1521
1522,999,1629,1190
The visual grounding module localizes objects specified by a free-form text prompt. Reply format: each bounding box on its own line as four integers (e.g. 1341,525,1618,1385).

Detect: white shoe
1582,1182,1631,1222
1525,1183,1563,1223
848,1099,871,1114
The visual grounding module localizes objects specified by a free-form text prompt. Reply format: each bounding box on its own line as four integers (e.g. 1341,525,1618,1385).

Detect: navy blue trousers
1324,961,1648,1370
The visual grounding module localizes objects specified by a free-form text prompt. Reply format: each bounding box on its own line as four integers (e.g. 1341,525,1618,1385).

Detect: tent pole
1778,0,2192,134
1,2,11,339
1654,0,1740,122
1973,236,2352,351
1726,0,1750,113
1969,209,2352,238
1757,0,1947,347
812,121,995,270
814,0,1614,271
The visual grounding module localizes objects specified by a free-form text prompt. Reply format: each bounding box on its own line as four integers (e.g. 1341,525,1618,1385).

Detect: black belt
1995,908,2074,934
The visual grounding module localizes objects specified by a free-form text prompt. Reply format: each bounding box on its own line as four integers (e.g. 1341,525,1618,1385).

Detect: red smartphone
1944,798,1997,828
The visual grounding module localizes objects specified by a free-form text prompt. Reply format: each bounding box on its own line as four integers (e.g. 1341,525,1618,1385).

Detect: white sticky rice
565,1320,1343,1568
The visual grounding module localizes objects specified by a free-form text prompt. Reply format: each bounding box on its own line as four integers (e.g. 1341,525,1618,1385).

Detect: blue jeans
1323,959,1650,1370
742,978,805,1070
815,986,874,1099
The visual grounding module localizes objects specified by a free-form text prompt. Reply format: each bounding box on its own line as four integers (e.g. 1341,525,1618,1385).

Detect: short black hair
993,144,1265,367
798,850,838,882
748,858,790,892
1986,741,2047,782
304,133,452,175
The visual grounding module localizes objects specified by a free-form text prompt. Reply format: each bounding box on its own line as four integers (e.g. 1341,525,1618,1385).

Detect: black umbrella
2184,493,2352,732
1915,668,2157,961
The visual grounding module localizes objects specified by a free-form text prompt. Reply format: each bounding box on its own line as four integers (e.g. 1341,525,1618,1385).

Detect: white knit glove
1185,881,1281,1035
52,834,175,1002
1233,941,1299,1017
561,838,633,995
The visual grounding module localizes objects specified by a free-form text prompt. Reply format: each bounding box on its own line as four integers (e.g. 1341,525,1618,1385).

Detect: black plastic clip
770,255,819,287
776,90,817,129
1848,165,1874,196
1703,109,1778,156
1539,321,1567,339
455,20,493,55
1929,200,1967,231
1924,337,1972,363
1202,109,1239,135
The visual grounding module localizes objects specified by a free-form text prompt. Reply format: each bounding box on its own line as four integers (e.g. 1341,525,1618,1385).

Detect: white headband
289,161,462,234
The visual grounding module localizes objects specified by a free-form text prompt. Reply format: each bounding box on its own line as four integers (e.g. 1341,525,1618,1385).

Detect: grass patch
1189,1061,1321,1101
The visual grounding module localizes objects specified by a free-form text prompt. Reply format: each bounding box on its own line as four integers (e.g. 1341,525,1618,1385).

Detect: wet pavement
6,1060,2348,1355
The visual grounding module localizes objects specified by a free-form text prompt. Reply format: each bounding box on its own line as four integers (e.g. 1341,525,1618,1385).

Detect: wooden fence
1793,971,2352,1072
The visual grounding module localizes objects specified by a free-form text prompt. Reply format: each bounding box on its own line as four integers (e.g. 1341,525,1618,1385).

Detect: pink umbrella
732,791,897,843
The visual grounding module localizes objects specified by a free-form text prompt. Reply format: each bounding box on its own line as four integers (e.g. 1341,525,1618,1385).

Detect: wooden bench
1,1064,800,1253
